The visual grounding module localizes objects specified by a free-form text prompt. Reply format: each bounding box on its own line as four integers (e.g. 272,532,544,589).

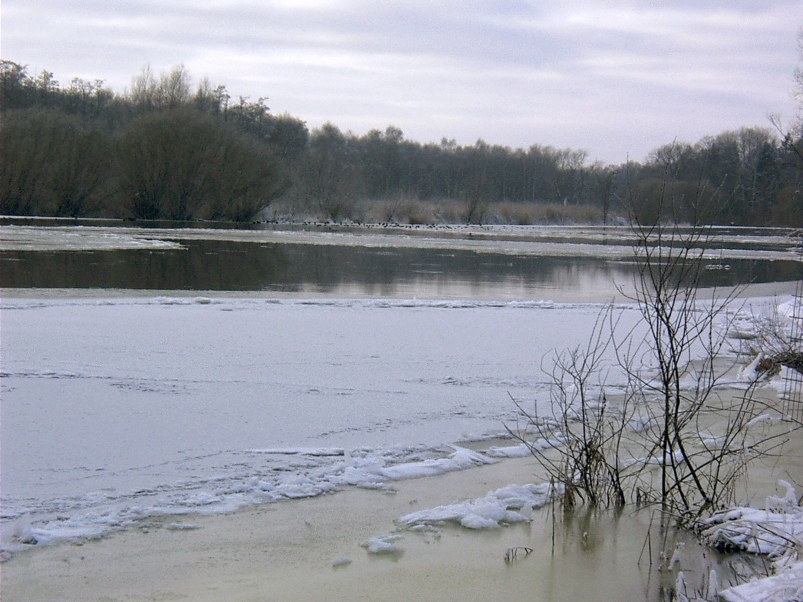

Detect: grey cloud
1,0,800,163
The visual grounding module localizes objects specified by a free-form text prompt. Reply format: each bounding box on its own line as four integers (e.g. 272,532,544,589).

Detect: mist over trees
1,60,801,225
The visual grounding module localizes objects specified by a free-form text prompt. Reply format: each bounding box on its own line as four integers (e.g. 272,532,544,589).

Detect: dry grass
264,196,609,225
495,201,605,225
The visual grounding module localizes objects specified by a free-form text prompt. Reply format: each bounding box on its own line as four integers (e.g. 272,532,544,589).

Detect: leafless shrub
511,190,801,527
739,300,803,378
509,309,632,508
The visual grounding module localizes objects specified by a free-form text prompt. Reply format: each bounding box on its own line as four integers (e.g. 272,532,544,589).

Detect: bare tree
0,108,110,216
617,212,754,521
129,64,192,111
512,186,801,527
116,108,284,221
299,123,364,221
509,309,631,508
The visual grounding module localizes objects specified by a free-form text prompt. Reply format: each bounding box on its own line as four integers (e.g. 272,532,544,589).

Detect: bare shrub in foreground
509,309,631,508
511,194,801,526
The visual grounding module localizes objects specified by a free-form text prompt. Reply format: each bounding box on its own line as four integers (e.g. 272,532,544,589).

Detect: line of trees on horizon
1,60,801,225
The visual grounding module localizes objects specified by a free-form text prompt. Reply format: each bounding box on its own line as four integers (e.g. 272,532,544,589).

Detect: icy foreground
1,293,800,601
0,295,643,554
696,481,803,602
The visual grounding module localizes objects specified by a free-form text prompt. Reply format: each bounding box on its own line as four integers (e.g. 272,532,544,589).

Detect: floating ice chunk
397,483,556,530
166,523,200,531
461,515,502,529
467,500,507,523
377,447,494,480
180,492,220,507
11,514,37,545
331,557,352,568
331,447,494,490
246,476,274,491
485,444,531,458
273,475,336,499
361,534,404,554
494,484,552,510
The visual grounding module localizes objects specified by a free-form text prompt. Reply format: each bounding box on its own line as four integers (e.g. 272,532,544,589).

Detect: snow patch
361,534,404,554
704,482,803,602
396,483,556,531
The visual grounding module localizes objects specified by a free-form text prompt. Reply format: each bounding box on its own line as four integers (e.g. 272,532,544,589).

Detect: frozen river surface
1,222,800,557
1,295,645,550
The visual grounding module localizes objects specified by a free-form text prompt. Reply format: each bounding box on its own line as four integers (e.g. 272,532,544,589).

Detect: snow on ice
701,481,803,602
1,292,800,602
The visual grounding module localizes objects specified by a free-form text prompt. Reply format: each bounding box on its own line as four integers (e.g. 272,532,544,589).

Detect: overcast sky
2,1,801,164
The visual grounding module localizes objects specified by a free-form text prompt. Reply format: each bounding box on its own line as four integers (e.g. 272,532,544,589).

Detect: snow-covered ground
696,482,803,601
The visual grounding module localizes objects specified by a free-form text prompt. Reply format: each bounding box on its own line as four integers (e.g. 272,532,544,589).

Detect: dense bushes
0,106,284,221
0,62,291,221
0,109,111,216
117,109,284,221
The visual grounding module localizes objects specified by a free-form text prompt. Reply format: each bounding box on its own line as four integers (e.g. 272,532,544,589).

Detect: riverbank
4,457,573,602
4,427,801,602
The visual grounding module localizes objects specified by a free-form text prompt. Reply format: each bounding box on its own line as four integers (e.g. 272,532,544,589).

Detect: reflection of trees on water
0,239,800,295
0,240,289,290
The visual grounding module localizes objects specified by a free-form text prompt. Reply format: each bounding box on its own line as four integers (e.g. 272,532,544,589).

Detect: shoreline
4,456,570,602
4,424,800,601
2,279,800,303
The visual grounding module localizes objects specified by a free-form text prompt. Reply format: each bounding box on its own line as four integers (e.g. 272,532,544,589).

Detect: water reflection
1,237,800,299
535,506,766,602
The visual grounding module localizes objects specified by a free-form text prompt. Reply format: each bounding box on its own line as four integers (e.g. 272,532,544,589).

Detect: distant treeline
1,61,801,225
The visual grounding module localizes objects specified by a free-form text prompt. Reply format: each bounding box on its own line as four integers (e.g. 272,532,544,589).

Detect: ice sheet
0,294,795,561
0,296,637,551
